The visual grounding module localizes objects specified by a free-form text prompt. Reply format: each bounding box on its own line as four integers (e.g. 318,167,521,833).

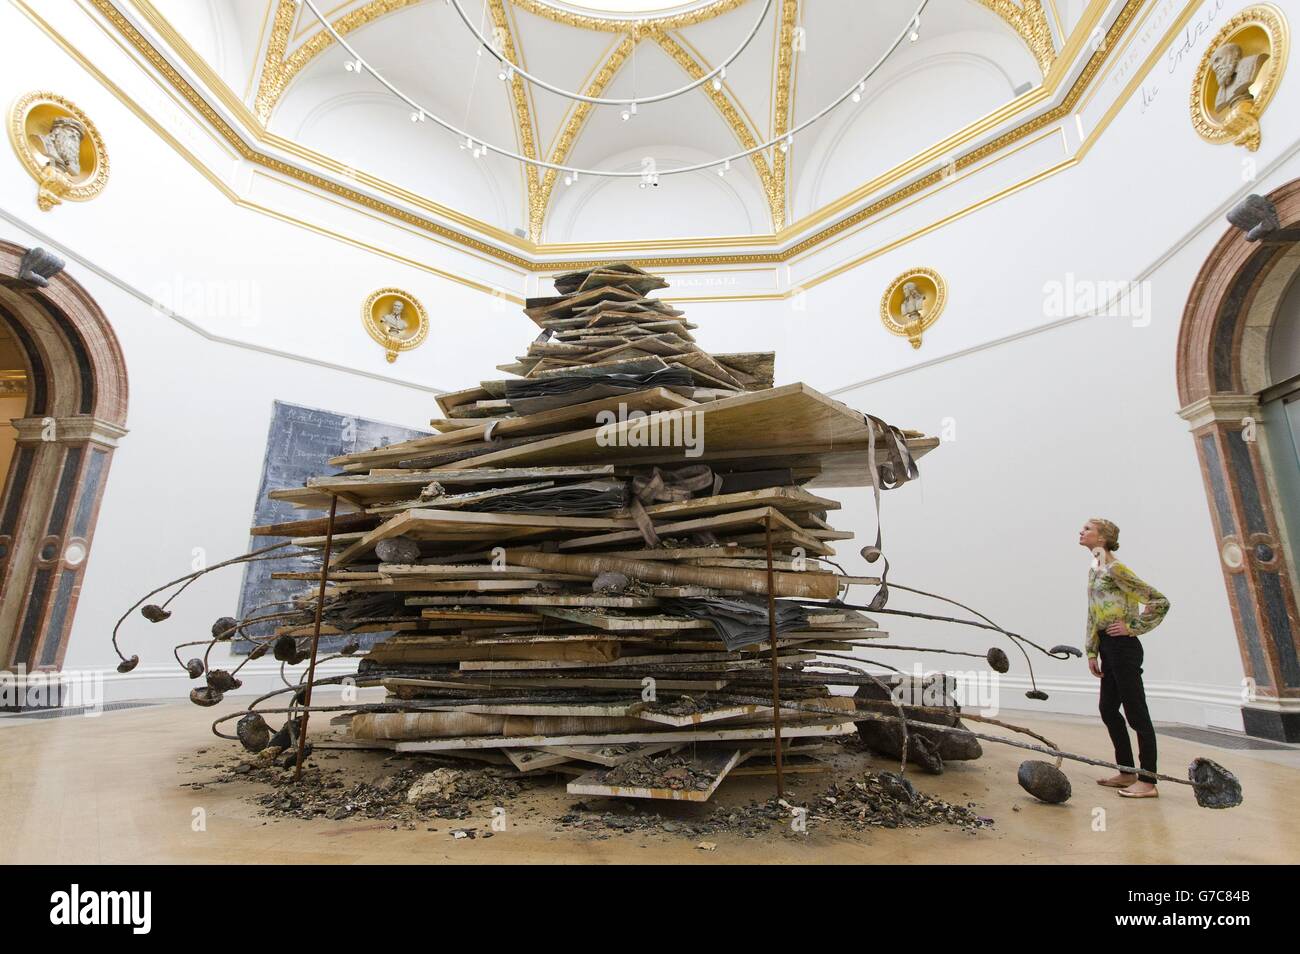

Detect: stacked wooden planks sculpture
257,263,938,801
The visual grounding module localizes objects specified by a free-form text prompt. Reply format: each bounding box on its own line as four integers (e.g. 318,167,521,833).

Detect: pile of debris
234,262,940,803
119,261,1247,814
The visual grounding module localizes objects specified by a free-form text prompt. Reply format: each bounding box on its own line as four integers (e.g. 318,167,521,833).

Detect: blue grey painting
234,400,428,654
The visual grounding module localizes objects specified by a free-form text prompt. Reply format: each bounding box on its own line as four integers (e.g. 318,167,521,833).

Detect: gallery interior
1,0,1299,869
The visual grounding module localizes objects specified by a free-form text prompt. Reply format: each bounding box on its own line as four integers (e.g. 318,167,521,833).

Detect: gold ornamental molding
69,0,1143,273
255,0,423,125
245,0,1057,234
1189,3,1288,152
363,286,429,362
509,0,751,33
534,36,635,243
880,267,947,349
0,371,28,397
486,0,543,242
770,0,800,234
7,91,109,211
976,0,1056,74
652,30,780,230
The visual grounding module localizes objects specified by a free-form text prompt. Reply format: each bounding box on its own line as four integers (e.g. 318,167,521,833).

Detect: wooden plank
424,382,936,488
393,720,856,751
503,749,573,772
564,748,742,802
539,741,681,767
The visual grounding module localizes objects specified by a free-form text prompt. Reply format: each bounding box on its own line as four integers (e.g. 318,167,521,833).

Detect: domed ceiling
133,0,1082,246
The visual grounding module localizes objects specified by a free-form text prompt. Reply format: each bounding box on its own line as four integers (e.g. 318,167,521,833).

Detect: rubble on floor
220,261,943,805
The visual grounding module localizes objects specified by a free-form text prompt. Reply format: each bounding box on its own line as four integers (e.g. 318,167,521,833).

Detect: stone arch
1176,179,1300,740
0,240,128,674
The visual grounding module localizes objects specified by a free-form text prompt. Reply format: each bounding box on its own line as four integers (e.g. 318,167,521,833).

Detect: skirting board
973,674,1249,733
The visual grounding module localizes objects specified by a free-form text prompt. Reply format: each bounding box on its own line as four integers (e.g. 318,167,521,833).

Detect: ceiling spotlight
852,82,865,103
718,158,731,177
410,109,425,122
499,64,515,82
563,173,573,186
621,108,631,121
461,135,472,150
909,16,921,41
344,57,363,73
779,134,792,153
712,66,726,92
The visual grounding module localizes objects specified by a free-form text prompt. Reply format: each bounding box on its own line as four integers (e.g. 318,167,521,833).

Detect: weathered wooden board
565,748,742,802
431,383,936,488
392,720,856,751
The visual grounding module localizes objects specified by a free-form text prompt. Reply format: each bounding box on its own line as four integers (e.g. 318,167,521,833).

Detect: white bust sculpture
900,282,927,324
37,117,85,176
380,299,408,337
1211,42,1269,113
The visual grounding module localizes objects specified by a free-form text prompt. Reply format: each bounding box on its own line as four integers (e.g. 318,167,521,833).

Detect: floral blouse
1085,560,1170,658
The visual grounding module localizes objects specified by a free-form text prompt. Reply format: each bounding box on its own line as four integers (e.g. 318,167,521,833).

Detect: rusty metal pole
294,494,338,782
764,513,784,798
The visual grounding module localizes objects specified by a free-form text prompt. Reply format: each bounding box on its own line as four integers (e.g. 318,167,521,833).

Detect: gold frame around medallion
880,267,947,349
1189,4,1288,152
363,287,429,363
7,91,109,211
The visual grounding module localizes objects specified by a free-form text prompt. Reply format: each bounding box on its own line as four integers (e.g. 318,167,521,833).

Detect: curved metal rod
110,541,296,663
298,0,932,178
723,694,1192,787
448,0,774,106
883,581,1056,685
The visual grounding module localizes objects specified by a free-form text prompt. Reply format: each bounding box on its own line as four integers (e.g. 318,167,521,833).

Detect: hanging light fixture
298,0,932,184
446,0,772,109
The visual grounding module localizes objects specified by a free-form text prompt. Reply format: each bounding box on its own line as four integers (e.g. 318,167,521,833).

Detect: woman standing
1079,518,1170,799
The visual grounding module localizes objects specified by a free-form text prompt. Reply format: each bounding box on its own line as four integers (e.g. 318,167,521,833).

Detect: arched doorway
1177,180,1300,741
0,241,128,676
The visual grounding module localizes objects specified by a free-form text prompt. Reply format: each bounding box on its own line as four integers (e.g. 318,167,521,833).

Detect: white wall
2,0,1297,726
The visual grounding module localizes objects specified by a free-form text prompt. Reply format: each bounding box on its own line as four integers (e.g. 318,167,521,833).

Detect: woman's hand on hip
1105,621,1131,636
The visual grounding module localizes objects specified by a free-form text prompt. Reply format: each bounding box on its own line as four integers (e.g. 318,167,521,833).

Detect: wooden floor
1,699,1297,864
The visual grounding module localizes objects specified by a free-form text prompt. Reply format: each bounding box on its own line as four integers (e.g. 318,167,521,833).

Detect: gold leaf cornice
487,0,543,238
976,0,1056,74
770,0,799,232
509,0,751,33
76,0,1142,273
255,0,422,124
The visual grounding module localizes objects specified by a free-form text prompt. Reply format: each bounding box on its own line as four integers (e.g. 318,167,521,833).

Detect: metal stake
294,494,338,782
764,512,784,798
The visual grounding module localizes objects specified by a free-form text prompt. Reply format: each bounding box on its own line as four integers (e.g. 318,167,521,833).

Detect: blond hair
1090,517,1120,552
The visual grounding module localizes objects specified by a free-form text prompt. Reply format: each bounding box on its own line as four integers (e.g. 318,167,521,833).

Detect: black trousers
1098,632,1158,783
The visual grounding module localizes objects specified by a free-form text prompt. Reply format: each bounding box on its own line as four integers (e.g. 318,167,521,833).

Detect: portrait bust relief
1191,5,1288,152
363,289,429,363
881,269,947,350
8,92,108,211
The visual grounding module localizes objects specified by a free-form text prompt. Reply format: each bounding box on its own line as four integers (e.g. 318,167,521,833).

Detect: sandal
1117,786,1159,799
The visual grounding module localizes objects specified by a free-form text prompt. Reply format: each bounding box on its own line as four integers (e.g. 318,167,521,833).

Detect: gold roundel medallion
363,288,428,363
880,268,947,350
1190,4,1288,151
8,91,109,211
